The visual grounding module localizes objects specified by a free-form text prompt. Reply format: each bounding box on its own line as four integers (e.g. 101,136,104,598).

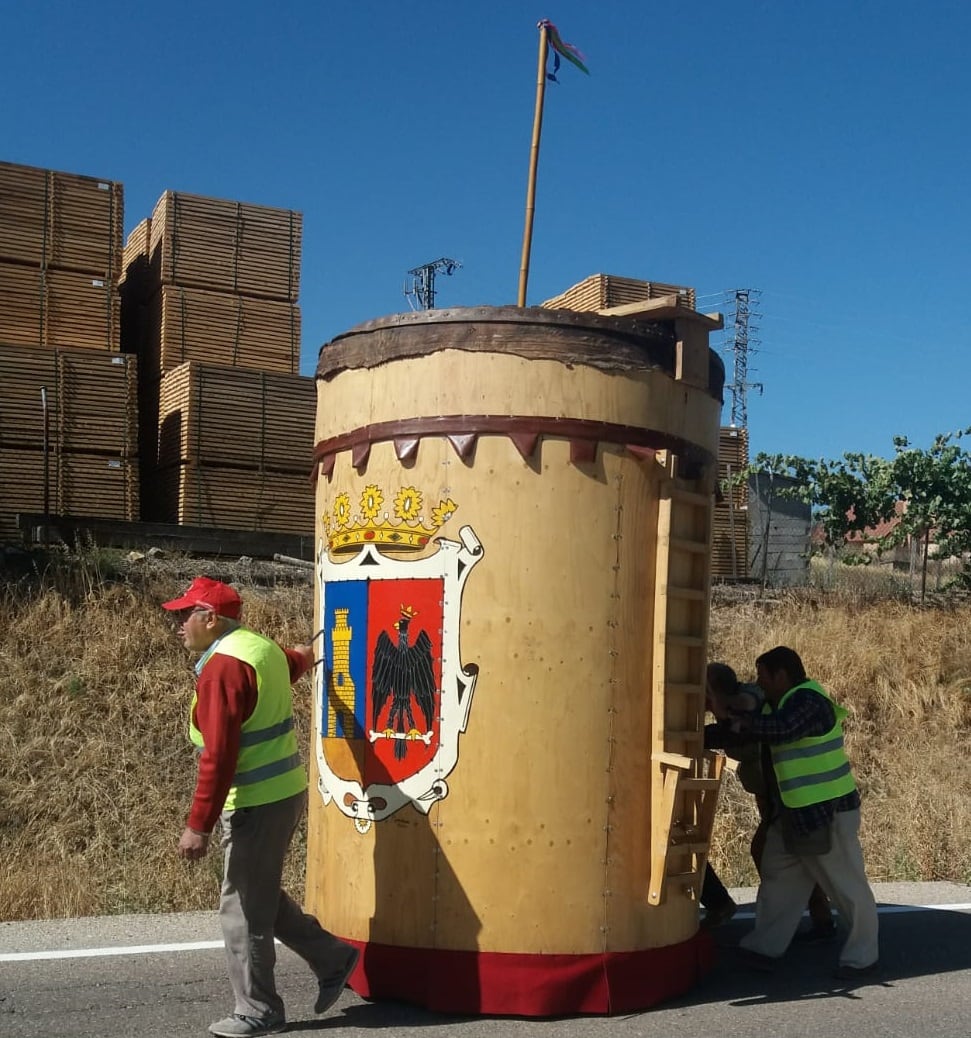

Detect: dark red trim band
312,415,712,481
340,930,715,1016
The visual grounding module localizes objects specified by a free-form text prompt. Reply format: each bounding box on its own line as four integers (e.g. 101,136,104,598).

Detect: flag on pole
538,19,589,80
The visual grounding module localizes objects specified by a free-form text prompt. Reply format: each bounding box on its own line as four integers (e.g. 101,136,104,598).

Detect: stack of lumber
0,161,124,279
145,361,314,535
121,188,307,533
120,191,302,376
141,285,300,372
0,345,139,539
153,464,313,536
154,361,314,469
0,263,120,350
711,426,749,580
0,160,124,351
0,451,138,541
541,273,696,312
147,192,301,301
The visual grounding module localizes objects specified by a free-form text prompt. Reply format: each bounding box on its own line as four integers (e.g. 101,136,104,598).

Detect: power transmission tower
404,258,462,311
725,288,763,428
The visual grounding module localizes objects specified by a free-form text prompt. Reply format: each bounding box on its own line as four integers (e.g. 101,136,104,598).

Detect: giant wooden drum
306,305,725,1015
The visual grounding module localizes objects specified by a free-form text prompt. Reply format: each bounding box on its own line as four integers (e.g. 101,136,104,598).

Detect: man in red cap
163,576,358,1037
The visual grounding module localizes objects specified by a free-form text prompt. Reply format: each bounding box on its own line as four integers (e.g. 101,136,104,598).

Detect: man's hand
293,643,316,674
178,827,210,861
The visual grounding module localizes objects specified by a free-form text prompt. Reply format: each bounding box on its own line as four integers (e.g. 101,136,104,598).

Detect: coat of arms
314,484,482,832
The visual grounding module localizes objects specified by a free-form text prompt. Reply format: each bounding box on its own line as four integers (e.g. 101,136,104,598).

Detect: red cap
161,576,242,619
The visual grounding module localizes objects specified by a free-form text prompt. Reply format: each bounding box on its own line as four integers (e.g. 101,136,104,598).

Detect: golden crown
324,484,458,555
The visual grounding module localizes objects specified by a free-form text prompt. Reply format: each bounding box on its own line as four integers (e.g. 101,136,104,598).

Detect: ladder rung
664,729,703,739
669,841,710,853
678,778,722,791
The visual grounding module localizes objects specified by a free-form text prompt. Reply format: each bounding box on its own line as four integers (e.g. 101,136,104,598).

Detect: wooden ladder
647,463,724,905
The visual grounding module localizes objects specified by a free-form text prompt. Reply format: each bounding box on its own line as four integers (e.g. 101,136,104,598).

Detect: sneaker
793,921,838,943
208,1013,286,1037
833,960,881,982
314,945,360,1014
701,900,738,929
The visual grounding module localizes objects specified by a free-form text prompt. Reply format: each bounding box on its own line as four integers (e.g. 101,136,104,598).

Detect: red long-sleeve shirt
188,646,311,833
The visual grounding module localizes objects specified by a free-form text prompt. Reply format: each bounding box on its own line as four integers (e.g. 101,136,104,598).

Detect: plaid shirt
745,686,861,835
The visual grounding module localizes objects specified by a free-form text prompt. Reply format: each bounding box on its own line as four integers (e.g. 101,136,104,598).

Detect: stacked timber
147,192,301,301
0,161,132,540
121,189,306,530
541,273,696,312
0,160,124,351
711,426,749,580
0,345,139,540
142,285,300,373
146,361,314,535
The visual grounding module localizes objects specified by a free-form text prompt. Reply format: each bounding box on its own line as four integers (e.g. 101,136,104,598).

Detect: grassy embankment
1,553,970,921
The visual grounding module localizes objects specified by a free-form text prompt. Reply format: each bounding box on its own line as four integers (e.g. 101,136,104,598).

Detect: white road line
0,939,223,962
2,903,970,963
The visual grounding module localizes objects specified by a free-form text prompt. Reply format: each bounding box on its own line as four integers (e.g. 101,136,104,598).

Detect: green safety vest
765,679,857,808
189,627,306,810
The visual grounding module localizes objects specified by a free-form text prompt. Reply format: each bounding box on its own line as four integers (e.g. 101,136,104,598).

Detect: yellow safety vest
765,679,857,808
189,627,306,810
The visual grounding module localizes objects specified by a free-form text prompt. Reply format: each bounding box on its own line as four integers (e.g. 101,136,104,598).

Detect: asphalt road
2,883,970,1038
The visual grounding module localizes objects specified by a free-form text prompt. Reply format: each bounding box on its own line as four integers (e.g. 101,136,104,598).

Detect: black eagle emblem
371,605,438,759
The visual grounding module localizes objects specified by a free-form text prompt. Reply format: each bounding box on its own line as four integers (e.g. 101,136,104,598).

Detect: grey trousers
739,808,880,968
219,790,351,1019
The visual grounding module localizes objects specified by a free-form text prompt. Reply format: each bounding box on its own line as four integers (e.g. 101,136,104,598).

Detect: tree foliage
746,429,971,588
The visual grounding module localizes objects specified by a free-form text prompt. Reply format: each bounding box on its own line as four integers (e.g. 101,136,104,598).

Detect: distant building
747,471,811,586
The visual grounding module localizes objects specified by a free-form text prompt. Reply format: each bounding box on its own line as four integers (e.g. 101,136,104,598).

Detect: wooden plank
16,512,314,559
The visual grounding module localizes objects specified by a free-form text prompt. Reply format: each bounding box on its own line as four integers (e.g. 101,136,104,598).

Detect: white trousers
739,808,879,968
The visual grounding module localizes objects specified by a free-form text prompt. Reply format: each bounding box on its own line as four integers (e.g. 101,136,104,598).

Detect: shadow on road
283,899,971,1028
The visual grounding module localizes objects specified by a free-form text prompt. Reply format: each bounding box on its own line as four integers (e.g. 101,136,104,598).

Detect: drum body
307,306,725,1015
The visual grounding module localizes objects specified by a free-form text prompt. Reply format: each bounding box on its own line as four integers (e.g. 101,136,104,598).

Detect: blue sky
3,1,969,463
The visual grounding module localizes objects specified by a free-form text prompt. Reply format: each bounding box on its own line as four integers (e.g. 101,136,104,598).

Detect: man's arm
179,655,258,858
736,687,836,744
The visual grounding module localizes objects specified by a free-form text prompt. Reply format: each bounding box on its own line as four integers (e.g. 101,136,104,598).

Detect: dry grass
2,552,971,921
708,580,971,887
0,550,315,921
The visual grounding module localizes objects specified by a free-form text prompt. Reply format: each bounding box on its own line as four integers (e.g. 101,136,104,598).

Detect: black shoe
793,921,837,943
833,960,880,982
701,900,738,929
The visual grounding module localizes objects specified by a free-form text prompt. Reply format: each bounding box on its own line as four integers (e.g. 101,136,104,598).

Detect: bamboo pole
517,22,549,307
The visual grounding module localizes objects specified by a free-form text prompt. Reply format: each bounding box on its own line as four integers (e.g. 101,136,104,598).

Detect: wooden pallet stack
711,426,749,579
152,361,315,534
121,190,313,533
541,273,696,312
0,161,137,540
